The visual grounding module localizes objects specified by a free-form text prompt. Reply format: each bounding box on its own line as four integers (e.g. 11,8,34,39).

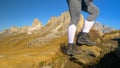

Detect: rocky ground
0,29,119,68
0,11,119,68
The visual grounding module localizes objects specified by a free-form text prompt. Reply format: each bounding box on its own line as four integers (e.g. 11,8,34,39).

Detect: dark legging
67,0,99,26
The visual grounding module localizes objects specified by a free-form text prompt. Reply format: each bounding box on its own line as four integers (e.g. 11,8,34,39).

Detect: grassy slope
0,32,68,68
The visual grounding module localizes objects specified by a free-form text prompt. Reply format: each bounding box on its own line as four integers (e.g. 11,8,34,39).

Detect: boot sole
76,41,95,46
66,51,81,56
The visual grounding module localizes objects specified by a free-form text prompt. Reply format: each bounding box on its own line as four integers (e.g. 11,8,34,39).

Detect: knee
69,17,79,26
94,7,99,18
88,7,99,21
70,15,80,26
69,22,77,27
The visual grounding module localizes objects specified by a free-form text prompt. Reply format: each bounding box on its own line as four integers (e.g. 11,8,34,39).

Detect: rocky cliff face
43,11,84,37
0,11,119,68
27,18,43,34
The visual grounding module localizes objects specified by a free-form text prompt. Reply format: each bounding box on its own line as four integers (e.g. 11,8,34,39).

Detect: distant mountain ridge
0,11,114,36
93,22,115,34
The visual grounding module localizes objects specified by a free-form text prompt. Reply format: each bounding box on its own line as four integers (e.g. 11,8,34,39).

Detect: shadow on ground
89,38,120,68
60,38,120,68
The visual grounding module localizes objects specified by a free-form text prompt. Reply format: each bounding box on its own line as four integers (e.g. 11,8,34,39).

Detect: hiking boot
76,32,95,46
66,43,81,56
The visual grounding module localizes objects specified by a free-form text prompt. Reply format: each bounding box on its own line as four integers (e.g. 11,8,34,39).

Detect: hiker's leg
82,1,99,33
76,0,99,45
67,0,81,44
66,0,81,55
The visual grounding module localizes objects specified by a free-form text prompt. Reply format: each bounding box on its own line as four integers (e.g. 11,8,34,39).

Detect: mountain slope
0,11,119,68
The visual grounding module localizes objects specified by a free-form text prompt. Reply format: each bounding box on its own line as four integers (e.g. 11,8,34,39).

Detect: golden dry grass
0,32,68,68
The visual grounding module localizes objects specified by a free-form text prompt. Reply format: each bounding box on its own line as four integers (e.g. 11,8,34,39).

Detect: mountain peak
32,18,43,27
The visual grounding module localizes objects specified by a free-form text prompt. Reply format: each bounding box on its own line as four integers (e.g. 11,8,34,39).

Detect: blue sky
0,0,120,31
